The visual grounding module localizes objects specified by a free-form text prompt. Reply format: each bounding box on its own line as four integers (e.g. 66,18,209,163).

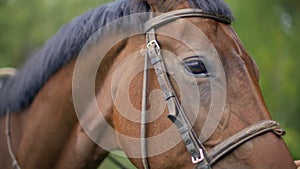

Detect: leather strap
206,120,285,166
0,68,20,169
146,29,211,169
5,109,21,169
144,8,231,33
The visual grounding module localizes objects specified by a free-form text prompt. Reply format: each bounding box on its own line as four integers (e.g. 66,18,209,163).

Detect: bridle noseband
141,8,285,169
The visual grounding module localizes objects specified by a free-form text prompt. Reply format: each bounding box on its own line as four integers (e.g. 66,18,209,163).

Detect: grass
98,151,137,169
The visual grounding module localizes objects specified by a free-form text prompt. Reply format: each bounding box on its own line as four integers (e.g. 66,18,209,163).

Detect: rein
0,68,21,169
5,109,21,169
142,8,285,169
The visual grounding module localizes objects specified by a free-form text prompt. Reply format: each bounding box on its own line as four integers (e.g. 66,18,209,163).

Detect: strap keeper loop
164,91,175,100
150,57,162,65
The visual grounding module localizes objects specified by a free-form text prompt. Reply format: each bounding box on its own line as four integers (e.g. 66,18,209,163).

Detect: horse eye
184,58,208,77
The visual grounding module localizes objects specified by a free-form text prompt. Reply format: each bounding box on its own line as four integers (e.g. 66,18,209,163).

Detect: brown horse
0,0,297,169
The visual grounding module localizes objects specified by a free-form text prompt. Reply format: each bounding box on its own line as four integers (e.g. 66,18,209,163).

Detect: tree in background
227,0,300,158
0,0,105,67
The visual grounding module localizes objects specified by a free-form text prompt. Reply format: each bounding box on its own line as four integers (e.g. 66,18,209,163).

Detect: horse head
1,0,296,169
83,0,295,168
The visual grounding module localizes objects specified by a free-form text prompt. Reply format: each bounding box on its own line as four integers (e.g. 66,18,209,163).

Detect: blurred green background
0,0,299,168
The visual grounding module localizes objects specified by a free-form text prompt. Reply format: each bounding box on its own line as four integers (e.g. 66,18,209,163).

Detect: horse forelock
0,0,233,116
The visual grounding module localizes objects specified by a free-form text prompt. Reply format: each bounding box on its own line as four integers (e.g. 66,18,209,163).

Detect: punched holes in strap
147,47,176,101
168,115,205,163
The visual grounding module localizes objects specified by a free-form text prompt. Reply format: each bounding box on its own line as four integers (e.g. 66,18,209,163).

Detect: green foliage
0,0,299,166
0,0,107,67
226,0,300,159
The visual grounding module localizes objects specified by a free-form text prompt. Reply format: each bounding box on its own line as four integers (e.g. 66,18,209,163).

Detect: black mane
0,0,233,116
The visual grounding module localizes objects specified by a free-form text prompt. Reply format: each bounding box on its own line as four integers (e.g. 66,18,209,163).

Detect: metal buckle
147,40,160,50
191,149,205,164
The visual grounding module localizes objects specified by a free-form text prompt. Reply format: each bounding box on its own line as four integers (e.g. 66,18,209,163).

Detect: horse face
103,1,295,168
111,16,295,169
154,17,268,145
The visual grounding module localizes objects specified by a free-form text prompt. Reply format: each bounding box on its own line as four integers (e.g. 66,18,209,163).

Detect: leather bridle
0,68,21,169
141,8,285,169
